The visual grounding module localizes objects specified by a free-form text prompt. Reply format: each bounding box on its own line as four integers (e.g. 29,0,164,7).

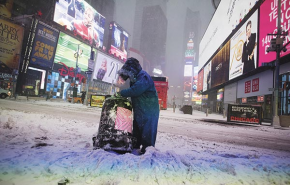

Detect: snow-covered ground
0,99,290,185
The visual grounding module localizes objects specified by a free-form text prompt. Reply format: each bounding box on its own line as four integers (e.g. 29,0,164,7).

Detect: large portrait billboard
199,0,258,69
54,32,92,72
53,0,105,48
0,19,24,74
211,41,230,88
203,62,211,92
92,52,123,84
30,22,59,69
259,0,290,66
229,11,258,80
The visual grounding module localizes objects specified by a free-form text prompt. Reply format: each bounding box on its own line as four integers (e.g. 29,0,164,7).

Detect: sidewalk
162,108,272,127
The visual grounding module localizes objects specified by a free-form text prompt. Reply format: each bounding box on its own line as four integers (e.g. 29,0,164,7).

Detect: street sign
85,71,92,74
268,88,283,92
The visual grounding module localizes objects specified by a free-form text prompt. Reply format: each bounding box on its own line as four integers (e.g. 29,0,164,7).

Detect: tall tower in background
140,5,167,74
182,8,200,104
132,0,167,75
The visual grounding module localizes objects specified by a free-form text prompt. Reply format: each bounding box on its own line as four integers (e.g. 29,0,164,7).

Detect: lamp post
272,0,282,127
71,43,81,104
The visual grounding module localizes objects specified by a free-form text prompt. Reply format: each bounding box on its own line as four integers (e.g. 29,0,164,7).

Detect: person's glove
114,92,122,97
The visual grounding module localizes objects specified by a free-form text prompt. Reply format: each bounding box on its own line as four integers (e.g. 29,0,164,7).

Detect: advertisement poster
53,0,105,48
259,0,290,65
92,52,123,84
54,32,92,71
30,22,59,69
0,19,24,74
90,95,105,107
203,62,211,92
229,11,258,80
184,64,192,77
211,41,230,88
197,68,204,93
109,22,129,61
199,0,258,69
227,104,262,124
0,0,13,18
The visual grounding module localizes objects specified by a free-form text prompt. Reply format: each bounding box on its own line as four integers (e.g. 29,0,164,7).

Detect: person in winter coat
116,57,159,154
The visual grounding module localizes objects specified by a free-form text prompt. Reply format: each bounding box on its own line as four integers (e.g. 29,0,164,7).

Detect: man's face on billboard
83,8,94,26
246,23,251,40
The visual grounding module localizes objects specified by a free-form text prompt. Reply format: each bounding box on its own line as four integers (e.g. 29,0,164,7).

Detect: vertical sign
197,69,204,92
252,78,259,92
30,22,59,69
245,80,251,93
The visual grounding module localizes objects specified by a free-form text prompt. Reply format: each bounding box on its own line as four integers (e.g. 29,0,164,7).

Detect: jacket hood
117,57,142,82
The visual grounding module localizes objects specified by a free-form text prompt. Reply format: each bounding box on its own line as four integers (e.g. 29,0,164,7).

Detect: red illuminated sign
245,80,251,93
257,95,264,102
242,98,247,103
252,78,259,92
58,62,85,82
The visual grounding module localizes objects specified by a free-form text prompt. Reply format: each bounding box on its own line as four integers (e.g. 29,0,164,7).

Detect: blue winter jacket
119,60,159,150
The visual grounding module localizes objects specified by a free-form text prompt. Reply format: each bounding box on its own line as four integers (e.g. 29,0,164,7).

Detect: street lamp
71,43,82,104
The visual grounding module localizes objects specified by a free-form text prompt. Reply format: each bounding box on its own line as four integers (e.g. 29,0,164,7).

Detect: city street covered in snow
0,99,290,185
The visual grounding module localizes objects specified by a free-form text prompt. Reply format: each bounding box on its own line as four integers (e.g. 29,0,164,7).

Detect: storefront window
237,94,272,122
280,73,290,115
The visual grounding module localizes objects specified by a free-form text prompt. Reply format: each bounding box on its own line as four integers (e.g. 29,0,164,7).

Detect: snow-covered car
0,87,11,99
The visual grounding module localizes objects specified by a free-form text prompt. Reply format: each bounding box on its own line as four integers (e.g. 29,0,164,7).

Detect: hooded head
117,57,142,82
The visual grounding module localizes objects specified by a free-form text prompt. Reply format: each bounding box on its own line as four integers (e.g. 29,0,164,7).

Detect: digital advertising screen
53,0,106,48
0,19,24,74
199,0,258,69
229,11,258,80
109,22,129,61
196,68,204,93
211,41,230,88
259,0,290,65
54,32,92,72
203,62,212,92
92,52,123,84
30,22,59,69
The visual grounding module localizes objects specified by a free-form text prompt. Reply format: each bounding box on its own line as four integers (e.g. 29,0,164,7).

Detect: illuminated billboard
197,68,204,93
229,11,258,80
0,19,24,74
92,52,123,84
211,41,230,88
54,32,93,72
199,0,258,69
30,22,59,69
203,62,211,92
108,21,129,61
53,0,105,48
0,0,13,18
259,0,290,66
